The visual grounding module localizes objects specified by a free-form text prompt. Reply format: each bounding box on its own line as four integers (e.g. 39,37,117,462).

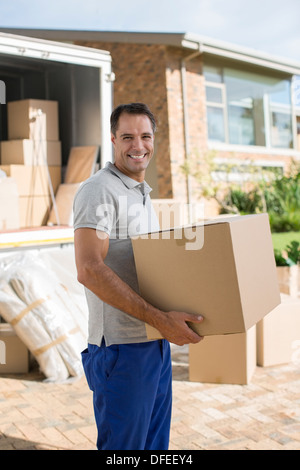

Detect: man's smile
128,154,146,160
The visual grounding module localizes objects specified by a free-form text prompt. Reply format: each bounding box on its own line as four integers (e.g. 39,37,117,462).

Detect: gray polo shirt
73,162,160,346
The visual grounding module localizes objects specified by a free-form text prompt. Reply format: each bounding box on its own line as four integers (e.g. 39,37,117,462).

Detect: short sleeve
73,180,118,235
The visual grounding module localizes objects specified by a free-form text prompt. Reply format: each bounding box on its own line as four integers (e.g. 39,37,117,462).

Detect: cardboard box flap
230,213,280,329
143,213,264,239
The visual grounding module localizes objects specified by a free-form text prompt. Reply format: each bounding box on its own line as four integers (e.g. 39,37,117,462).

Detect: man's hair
110,102,157,136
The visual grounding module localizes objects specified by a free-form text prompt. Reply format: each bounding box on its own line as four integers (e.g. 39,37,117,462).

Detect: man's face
111,112,155,182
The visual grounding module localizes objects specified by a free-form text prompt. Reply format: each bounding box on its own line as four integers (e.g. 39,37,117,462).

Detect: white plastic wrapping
0,248,88,382
0,279,70,381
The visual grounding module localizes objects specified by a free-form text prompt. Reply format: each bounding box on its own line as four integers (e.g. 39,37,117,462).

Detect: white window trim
211,156,285,183
208,140,300,158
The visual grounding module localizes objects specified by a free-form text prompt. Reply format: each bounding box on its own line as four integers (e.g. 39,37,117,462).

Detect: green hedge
222,171,300,233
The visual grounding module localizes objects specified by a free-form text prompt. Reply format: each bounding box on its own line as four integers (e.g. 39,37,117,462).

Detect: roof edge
0,28,299,74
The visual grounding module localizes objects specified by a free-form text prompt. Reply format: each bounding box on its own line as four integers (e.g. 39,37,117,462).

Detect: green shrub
286,240,300,265
268,211,300,232
221,188,261,215
274,249,289,266
274,240,300,266
221,170,300,233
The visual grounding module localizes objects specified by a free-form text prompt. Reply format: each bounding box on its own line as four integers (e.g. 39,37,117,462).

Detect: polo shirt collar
105,161,152,193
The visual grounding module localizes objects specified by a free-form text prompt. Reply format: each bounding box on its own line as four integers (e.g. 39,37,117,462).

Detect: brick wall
164,48,208,203
164,47,186,202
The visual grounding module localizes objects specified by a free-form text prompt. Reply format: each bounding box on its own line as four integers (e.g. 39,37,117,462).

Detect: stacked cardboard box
133,214,280,338
189,326,257,385
0,176,20,230
0,99,62,227
132,214,281,384
0,323,30,374
257,293,300,367
47,146,99,226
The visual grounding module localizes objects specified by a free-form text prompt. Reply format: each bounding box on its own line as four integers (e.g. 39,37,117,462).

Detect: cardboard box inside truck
0,164,61,196
19,195,52,228
131,213,281,338
7,99,59,141
0,177,20,230
0,140,62,166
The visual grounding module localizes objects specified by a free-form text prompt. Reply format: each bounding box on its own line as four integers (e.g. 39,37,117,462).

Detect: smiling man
111,108,155,180
73,103,203,450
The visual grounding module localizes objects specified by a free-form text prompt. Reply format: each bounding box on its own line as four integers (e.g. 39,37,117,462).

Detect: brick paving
0,345,300,450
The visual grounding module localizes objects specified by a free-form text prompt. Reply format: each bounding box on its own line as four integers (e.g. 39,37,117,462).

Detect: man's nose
131,137,144,151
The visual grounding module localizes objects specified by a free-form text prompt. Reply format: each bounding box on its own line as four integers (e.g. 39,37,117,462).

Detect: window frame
204,64,298,151
205,81,229,143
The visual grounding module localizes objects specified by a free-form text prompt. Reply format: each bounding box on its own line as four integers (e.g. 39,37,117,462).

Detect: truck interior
0,52,102,170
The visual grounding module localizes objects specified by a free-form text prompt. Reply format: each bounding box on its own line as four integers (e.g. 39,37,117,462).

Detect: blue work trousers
81,339,172,450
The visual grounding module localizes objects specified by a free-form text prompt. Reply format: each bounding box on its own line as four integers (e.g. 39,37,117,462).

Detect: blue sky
0,0,300,62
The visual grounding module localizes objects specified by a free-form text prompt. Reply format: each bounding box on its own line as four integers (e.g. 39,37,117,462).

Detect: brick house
2,29,300,217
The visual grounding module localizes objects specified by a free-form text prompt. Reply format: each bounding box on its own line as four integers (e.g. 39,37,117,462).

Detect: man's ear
111,133,116,145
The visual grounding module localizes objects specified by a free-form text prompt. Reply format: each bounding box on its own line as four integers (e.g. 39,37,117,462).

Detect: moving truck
0,34,114,372
0,32,113,250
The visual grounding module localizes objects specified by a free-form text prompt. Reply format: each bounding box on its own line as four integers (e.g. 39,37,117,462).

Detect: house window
227,97,255,146
269,81,293,148
204,64,294,149
204,67,227,143
296,115,300,151
205,83,227,142
294,76,300,150
224,69,260,146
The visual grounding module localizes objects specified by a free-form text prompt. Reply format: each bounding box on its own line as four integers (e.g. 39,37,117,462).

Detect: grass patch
271,231,300,252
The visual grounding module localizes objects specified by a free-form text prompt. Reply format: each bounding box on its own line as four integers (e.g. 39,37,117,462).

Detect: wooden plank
64,146,99,183
47,183,81,226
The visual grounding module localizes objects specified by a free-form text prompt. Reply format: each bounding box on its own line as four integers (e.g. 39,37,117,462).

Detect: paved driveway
0,345,300,450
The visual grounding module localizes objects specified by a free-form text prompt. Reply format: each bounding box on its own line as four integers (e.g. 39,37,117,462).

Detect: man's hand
153,311,204,346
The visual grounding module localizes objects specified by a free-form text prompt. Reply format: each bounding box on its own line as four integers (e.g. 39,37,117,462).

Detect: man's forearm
78,259,204,346
79,261,164,328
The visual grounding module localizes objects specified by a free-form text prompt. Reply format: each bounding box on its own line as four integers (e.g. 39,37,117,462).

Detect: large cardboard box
1,139,61,166
0,324,29,374
0,164,61,196
152,199,218,229
132,213,280,338
19,195,52,227
0,177,20,230
257,294,300,367
152,199,188,229
189,326,256,385
7,99,59,141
